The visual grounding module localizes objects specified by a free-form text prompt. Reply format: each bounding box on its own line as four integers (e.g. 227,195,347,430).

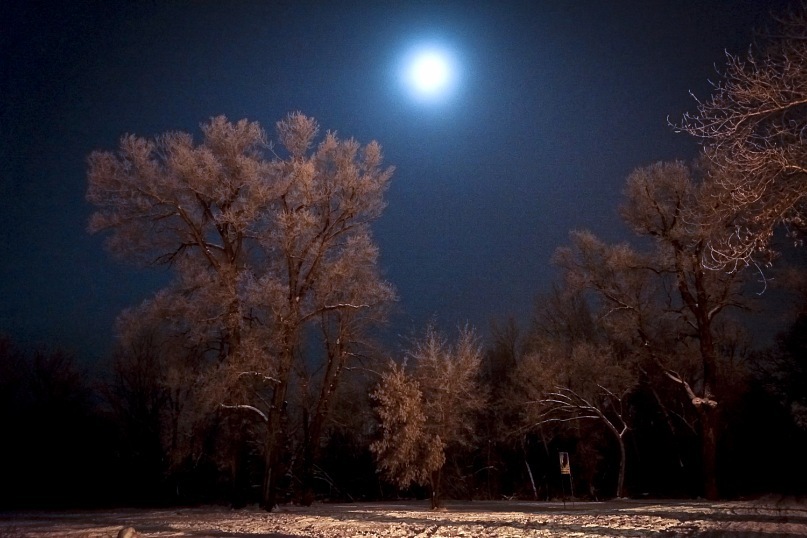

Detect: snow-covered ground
1,497,805,537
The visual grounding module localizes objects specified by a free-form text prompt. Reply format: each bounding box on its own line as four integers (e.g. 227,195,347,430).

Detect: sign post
558,451,574,507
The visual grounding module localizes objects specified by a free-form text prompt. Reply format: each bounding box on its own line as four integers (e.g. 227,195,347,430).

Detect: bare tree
678,5,807,268
87,113,395,510
295,295,393,505
250,114,395,508
371,326,486,509
621,163,747,499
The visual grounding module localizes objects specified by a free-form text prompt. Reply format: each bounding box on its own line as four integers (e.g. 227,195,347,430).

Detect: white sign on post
558,451,574,505
559,452,571,475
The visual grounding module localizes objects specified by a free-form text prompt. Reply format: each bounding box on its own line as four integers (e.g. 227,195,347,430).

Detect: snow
1,498,805,537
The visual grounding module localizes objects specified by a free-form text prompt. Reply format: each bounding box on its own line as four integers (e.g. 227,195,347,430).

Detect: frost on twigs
676,6,807,269
550,161,751,500
371,326,486,508
370,362,445,489
87,112,395,508
514,288,636,499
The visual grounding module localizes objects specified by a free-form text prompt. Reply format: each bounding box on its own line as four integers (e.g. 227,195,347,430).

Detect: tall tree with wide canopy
87,112,395,510
554,162,749,499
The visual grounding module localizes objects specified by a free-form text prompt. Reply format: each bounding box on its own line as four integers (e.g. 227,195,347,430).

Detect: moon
402,46,457,101
410,52,450,94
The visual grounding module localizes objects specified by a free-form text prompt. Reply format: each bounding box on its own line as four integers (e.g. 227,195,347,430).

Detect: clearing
1,497,806,537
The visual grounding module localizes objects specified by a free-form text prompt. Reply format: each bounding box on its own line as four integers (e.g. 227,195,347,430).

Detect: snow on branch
220,403,269,422
238,371,281,384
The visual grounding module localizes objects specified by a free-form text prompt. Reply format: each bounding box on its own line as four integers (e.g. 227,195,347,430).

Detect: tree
247,114,395,508
554,162,749,499
371,326,486,509
619,163,747,498
479,318,522,500
87,116,273,362
87,113,395,509
516,288,637,498
370,361,444,500
1,344,105,507
678,5,807,268
104,330,170,500
102,321,217,504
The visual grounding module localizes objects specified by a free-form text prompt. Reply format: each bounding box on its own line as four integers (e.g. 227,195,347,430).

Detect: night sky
1,1,797,363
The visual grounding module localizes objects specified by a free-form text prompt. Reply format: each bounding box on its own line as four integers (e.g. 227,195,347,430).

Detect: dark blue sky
1,0,796,362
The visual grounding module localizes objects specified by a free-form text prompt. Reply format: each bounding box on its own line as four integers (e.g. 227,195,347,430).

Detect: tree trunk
230,428,249,508
261,364,291,511
261,406,283,510
597,410,628,499
525,458,538,501
430,467,443,510
699,405,719,500
299,409,324,507
682,250,720,500
604,423,627,498
694,322,720,500
300,408,316,506
616,433,626,499
299,341,347,506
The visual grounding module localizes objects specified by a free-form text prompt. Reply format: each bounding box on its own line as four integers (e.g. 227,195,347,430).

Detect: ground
1,498,806,537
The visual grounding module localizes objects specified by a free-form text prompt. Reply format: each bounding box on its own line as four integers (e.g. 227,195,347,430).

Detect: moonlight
402,45,458,101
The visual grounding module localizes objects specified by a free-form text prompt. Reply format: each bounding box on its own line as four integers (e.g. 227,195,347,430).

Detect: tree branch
220,403,269,422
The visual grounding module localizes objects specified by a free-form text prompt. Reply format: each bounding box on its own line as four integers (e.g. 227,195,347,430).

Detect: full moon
410,52,450,94
402,46,457,101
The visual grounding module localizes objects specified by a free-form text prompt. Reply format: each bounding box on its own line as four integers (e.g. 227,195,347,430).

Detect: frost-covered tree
370,362,444,497
678,5,807,268
554,162,749,499
371,326,486,509
516,288,637,498
87,113,395,509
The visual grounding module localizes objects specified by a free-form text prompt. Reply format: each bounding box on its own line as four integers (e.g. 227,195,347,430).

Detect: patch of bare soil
1,497,805,537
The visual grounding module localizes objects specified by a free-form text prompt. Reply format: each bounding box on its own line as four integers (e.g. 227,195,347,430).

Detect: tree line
2,3,807,511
